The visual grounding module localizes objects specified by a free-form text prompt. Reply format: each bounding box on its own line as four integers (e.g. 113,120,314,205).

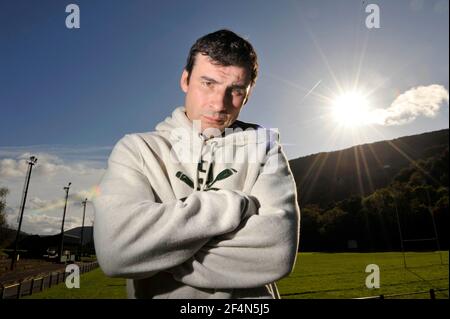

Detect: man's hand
179,190,259,220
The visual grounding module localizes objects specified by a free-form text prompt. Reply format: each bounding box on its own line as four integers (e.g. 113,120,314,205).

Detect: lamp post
79,198,88,260
10,156,38,270
59,182,71,262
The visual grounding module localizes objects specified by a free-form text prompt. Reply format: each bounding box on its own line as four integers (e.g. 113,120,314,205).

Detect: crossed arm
168,145,300,289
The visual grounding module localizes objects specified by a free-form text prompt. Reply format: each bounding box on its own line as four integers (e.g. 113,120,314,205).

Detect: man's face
180,54,252,134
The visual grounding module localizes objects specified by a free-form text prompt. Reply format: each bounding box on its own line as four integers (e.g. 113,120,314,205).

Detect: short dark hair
185,29,258,86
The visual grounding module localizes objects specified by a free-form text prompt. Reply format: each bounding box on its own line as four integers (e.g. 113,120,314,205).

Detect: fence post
49,273,52,288
17,283,22,299
30,279,35,295
430,289,436,299
40,277,44,291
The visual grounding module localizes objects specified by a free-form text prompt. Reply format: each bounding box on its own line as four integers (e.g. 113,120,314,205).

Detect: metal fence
0,261,99,299
355,288,449,299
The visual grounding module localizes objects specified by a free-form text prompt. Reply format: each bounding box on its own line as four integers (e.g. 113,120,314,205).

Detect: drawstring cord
201,141,217,191
194,134,218,191
268,282,281,299
194,134,205,191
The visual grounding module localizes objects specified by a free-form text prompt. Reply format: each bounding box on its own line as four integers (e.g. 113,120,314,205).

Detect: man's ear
180,69,189,93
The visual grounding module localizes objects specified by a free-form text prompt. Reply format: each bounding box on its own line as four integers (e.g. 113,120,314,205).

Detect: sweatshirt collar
156,106,267,146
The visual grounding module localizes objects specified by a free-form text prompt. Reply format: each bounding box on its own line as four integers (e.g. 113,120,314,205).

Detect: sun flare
332,91,372,128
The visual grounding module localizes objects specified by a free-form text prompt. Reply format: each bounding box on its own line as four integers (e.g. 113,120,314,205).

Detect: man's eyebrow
200,76,249,89
200,76,221,84
230,83,248,90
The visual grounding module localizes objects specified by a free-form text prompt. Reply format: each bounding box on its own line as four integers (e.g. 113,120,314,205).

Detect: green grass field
25,251,448,299
278,251,448,299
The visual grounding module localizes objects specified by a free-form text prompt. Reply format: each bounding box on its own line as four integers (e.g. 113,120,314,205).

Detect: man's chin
202,123,226,136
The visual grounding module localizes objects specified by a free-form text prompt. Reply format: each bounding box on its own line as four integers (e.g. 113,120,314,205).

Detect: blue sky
0,0,448,235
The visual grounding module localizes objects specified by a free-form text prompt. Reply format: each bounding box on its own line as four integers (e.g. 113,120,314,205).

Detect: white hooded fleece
93,106,300,299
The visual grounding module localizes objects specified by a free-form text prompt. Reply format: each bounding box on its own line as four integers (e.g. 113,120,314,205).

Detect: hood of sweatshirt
153,106,278,191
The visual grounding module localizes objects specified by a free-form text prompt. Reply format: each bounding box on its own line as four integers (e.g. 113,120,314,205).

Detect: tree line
299,147,449,252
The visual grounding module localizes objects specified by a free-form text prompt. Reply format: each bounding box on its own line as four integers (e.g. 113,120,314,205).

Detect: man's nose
209,89,231,112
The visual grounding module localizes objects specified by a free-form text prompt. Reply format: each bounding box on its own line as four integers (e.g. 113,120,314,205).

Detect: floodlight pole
79,198,87,259
59,182,71,262
10,156,38,270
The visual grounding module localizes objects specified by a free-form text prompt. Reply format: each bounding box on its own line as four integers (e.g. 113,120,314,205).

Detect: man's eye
202,81,213,88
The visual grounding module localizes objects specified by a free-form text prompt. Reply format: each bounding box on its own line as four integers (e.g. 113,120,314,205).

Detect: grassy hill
0,227,31,249
1,226,95,258
64,226,93,245
289,129,449,207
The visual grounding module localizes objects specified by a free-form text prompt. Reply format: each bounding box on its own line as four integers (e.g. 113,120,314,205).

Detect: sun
331,91,372,127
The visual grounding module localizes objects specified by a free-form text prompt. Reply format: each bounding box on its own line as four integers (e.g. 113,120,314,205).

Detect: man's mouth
203,115,225,124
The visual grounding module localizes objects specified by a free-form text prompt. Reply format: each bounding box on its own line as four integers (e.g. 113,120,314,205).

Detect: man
93,29,300,299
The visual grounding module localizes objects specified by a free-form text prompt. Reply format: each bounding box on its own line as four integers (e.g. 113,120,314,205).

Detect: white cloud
0,152,105,178
0,158,29,178
5,194,95,235
6,207,83,235
371,84,449,126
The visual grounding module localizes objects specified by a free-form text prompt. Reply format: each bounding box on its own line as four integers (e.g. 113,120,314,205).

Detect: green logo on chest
176,168,237,191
